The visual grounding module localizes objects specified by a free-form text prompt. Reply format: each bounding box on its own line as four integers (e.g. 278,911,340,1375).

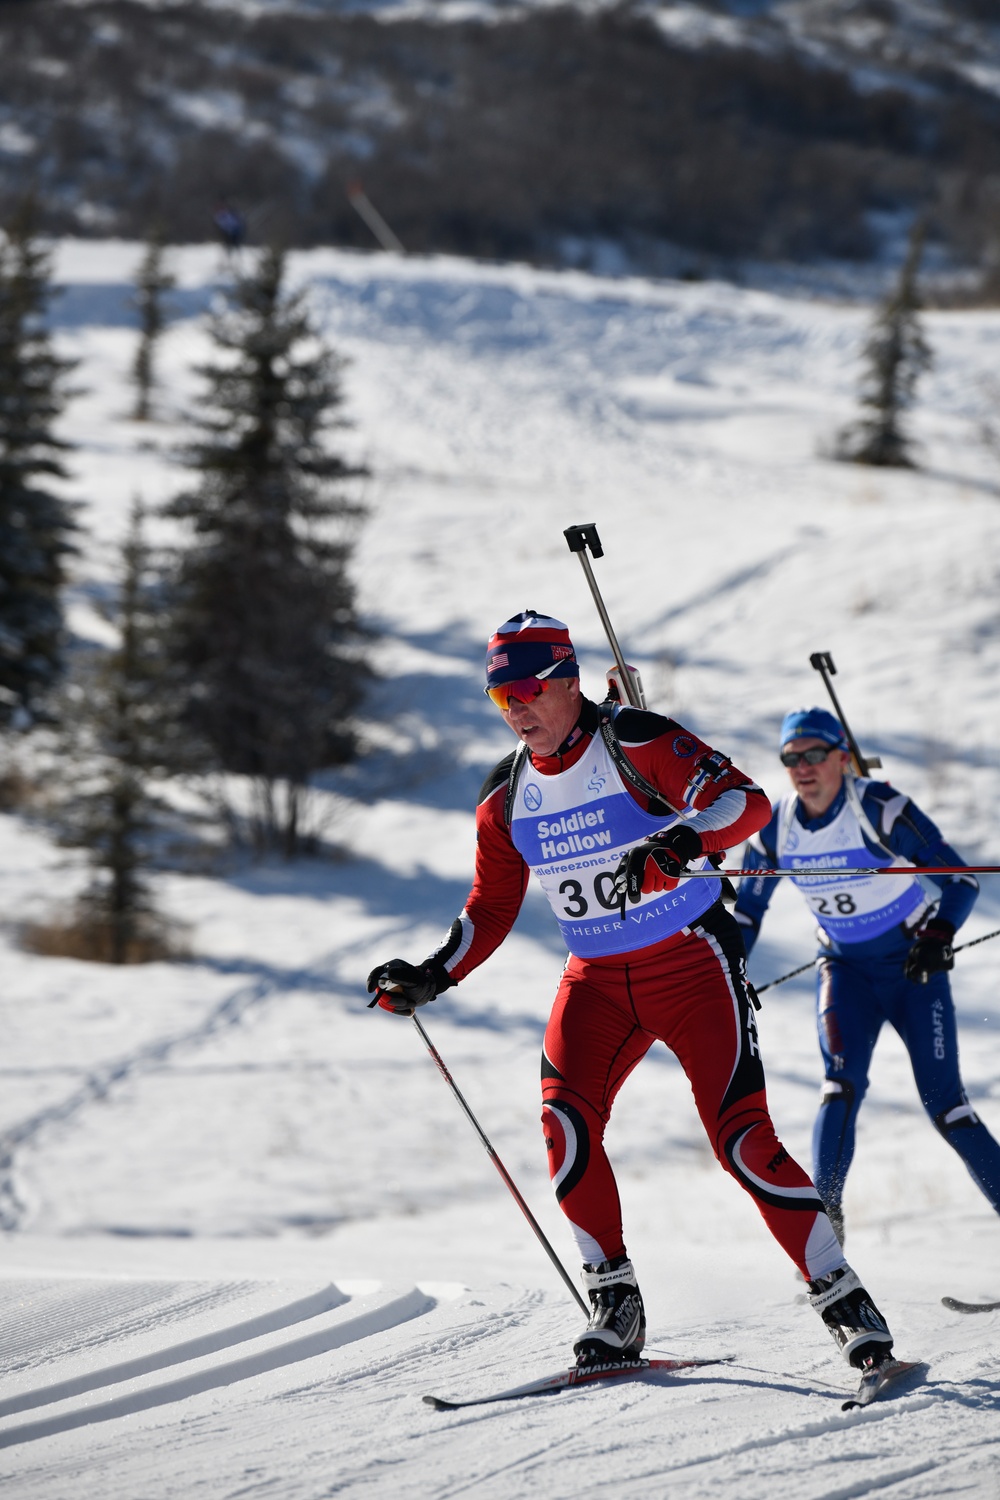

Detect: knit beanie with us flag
485,611,580,690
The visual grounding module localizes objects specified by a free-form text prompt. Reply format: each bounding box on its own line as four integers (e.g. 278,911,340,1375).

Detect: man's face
783,736,849,813
501,677,581,757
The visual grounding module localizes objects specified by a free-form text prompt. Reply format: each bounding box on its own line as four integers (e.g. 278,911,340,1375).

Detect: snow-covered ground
1,241,999,1496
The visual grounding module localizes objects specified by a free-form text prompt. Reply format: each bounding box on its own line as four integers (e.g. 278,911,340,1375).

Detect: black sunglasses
780,745,841,768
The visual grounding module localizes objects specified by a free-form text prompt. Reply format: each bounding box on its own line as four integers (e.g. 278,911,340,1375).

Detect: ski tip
841,1358,925,1411
422,1394,459,1411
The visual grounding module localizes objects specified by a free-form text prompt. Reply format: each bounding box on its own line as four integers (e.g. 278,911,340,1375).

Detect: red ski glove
366,958,450,1015
612,825,703,915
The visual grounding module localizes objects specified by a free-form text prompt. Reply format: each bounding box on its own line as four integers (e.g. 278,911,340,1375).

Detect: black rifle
809,651,881,777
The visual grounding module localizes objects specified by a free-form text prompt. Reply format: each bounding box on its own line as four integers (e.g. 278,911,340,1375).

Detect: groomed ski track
0,1248,997,1498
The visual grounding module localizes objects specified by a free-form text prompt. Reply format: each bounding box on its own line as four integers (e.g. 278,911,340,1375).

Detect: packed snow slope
0,241,999,1497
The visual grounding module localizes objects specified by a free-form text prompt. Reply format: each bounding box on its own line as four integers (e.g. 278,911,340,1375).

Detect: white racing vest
509,734,719,959
776,778,929,944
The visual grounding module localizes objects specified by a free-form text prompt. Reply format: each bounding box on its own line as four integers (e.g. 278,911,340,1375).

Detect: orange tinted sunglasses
485,677,553,712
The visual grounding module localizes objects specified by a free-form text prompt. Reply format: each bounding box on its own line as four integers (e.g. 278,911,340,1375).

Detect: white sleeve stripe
685,787,748,836
442,912,474,973
880,791,909,835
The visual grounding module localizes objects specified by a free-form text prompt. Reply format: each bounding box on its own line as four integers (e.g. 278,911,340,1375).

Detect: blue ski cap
779,707,848,751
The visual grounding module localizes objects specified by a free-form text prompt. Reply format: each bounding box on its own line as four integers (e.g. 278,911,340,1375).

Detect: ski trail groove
0,1282,349,1417
0,1286,435,1450
321,1287,550,1397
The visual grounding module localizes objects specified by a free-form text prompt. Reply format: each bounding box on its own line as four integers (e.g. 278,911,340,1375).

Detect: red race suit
426,696,843,1281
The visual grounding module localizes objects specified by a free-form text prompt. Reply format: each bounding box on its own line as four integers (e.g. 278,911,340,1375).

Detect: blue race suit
735,777,1000,1221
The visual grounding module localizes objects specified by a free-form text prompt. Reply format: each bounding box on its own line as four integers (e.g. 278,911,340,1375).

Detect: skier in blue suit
735,706,1000,1243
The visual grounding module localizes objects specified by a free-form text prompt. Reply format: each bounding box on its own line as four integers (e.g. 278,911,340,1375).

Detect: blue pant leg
890,970,1000,1215
811,956,884,1211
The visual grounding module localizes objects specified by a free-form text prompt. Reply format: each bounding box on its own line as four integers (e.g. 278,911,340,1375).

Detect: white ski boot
573,1256,646,1368
808,1265,893,1368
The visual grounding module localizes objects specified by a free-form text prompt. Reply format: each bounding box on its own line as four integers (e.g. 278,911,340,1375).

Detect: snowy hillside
66,0,1000,105
8,0,1000,275
0,241,998,1495
99,0,1000,99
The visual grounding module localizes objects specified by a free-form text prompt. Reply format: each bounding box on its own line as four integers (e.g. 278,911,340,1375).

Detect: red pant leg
628,904,842,1280
541,963,652,1264
542,903,843,1281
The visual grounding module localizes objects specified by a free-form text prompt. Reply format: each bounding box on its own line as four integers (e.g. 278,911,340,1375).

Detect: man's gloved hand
612,824,703,914
366,958,445,1015
903,920,955,984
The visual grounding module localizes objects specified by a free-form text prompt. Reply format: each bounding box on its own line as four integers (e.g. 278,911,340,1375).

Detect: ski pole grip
564,524,604,559
366,978,403,1008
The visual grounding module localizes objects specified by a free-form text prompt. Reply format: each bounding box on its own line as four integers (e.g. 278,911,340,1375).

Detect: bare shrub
21,907,188,965
0,761,39,812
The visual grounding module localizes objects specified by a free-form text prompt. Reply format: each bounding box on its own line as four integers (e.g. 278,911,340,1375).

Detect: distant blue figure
212,200,246,254
735,706,1000,1243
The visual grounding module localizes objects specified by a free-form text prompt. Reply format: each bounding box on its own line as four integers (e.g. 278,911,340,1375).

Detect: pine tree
54,501,186,964
835,221,931,468
0,199,77,727
164,245,367,857
132,231,176,422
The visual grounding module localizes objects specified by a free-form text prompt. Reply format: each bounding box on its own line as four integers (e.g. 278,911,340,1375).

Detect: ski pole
755,960,815,996
564,524,646,709
757,926,1000,996
411,1013,589,1317
655,864,1000,878
953,926,1000,956
809,652,881,777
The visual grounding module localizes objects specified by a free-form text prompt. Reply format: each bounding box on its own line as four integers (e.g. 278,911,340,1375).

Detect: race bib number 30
510,746,718,958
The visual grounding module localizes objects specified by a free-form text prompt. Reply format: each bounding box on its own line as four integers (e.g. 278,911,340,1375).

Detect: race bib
510,738,717,958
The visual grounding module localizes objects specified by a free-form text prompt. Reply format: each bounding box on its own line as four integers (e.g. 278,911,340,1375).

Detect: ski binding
842,1357,925,1410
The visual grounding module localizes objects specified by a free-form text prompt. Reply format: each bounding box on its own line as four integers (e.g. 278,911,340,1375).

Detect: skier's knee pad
719,1117,799,1195
933,1095,980,1138
721,1121,821,1213
541,1099,592,1202
819,1078,858,1114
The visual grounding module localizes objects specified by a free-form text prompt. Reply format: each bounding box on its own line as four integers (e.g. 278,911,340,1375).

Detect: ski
423,1356,726,1410
942,1296,1000,1314
842,1358,925,1410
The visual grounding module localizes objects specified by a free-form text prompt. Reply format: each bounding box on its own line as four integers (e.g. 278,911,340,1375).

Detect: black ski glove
903,920,955,984
612,825,703,916
366,958,450,1015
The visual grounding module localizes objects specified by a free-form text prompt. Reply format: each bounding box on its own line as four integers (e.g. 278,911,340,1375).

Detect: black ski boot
807,1265,893,1369
573,1256,646,1368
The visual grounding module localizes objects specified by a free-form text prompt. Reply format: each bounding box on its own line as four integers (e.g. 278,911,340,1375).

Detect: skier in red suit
369,612,896,1373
